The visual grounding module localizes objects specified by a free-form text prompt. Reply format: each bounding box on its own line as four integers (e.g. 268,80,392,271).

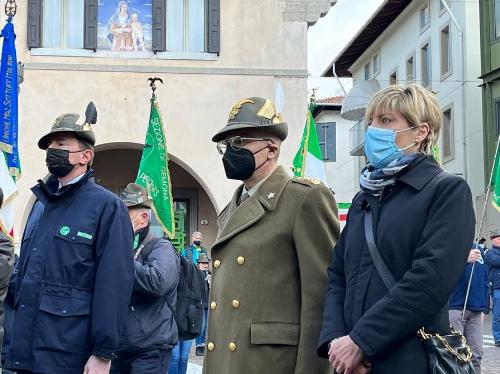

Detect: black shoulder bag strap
364,170,446,291
364,208,397,291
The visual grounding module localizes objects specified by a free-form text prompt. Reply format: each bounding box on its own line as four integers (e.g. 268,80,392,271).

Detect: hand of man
467,249,481,263
328,335,366,374
83,355,111,374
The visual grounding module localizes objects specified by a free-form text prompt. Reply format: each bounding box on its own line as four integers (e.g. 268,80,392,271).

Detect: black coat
5,171,135,374
116,233,180,354
318,156,475,374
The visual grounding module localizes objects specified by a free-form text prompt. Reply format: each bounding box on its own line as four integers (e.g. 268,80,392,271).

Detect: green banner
493,146,500,212
136,100,175,238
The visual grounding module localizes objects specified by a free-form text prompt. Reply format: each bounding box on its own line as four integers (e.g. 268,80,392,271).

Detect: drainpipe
440,0,467,180
332,63,348,96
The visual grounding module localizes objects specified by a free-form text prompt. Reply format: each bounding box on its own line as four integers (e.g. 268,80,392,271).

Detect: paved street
482,314,500,374
186,314,500,373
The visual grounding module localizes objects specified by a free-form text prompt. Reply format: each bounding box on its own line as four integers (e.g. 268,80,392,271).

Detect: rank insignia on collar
267,192,275,200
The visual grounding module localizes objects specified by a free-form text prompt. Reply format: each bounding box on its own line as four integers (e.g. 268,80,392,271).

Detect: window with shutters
28,0,220,56
440,24,452,79
495,100,500,137
316,122,336,162
406,53,415,82
442,105,454,163
421,41,431,88
167,0,206,52
420,1,430,31
495,0,500,40
389,69,397,85
42,0,84,49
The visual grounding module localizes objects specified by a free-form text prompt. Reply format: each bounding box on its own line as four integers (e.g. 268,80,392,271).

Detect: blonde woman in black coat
318,84,475,374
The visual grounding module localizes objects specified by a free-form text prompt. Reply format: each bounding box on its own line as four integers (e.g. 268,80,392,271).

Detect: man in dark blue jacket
111,183,179,374
449,239,489,373
485,228,500,347
4,106,135,374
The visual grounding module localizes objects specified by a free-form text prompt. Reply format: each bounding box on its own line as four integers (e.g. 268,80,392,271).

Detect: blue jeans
493,289,500,342
168,340,193,374
195,309,208,347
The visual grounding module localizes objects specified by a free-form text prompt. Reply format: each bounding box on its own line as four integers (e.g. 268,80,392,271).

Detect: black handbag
364,207,475,374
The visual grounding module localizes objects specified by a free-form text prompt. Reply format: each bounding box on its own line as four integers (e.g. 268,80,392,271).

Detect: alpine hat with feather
38,102,98,150
212,97,288,142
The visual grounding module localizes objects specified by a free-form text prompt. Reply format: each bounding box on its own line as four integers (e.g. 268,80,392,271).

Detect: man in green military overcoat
203,97,340,374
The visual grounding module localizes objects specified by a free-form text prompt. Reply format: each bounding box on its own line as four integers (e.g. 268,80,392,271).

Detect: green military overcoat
203,166,340,374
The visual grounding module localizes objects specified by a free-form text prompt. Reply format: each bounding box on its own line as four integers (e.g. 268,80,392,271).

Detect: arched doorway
92,142,219,252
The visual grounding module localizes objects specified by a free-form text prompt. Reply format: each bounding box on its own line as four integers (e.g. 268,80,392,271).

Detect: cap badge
228,99,255,121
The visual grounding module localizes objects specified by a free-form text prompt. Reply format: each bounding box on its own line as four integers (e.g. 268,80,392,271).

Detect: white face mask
131,214,142,233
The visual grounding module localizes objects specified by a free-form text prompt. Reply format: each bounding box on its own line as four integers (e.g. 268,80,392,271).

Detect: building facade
480,0,500,233
8,0,336,248
324,0,486,232
312,97,359,227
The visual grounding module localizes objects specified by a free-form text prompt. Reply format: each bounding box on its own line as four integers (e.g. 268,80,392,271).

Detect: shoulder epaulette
292,176,323,186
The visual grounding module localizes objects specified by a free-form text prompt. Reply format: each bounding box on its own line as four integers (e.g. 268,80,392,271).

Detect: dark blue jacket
485,245,500,289
116,232,179,354
449,246,489,313
5,171,134,374
318,155,475,374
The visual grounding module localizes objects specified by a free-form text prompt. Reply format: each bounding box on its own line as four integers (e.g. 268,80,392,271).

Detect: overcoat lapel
213,166,291,248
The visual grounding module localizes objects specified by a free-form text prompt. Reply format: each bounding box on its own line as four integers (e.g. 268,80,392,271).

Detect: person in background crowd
182,232,209,266
4,105,135,374
318,84,475,374
204,97,339,374
111,183,180,374
168,339,192,374
484,229,500,347
449,238,489,373
0,187,14,373
195,253,210,356
1,253,18,374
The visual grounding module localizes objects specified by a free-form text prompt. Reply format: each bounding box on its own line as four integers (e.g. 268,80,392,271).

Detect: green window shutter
27,0,42,49
84,0,98,50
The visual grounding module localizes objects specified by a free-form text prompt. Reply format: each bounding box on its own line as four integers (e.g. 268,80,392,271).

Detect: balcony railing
349,119,366,156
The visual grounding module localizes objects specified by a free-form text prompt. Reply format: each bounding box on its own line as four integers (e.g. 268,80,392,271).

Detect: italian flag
338,202,351,222
292,104,327,185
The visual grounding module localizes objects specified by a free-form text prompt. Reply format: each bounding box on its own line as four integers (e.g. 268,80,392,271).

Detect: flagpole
462,135,500,320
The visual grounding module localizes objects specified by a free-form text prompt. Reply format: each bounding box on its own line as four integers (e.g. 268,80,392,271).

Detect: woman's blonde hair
365,83,442,154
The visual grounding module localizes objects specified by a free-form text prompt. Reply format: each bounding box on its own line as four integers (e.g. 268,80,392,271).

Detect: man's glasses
216,136,274,155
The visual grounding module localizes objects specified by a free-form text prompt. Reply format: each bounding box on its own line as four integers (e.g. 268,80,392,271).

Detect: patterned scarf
359,153,422,194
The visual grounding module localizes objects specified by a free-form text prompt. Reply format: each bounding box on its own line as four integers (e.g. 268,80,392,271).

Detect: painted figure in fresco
131,13,145,51
107,1,134,51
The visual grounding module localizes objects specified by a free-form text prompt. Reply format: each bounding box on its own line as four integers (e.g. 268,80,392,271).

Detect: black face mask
46,148,78,178
193,240,202,246
222,145,269,181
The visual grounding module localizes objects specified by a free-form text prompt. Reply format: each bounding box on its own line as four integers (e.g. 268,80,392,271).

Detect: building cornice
281,0,337,25
23,62,309,78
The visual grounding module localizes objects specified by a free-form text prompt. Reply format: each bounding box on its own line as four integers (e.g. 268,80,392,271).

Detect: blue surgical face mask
364,126,416,169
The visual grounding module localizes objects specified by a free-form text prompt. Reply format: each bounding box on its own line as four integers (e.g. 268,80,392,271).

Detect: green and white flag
292,104,327,185
136,100,175,238
492,139,500,212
